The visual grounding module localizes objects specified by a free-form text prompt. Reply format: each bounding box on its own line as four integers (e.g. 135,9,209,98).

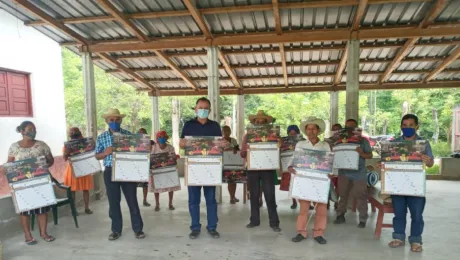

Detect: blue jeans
391,195,426,244
188,186,218,231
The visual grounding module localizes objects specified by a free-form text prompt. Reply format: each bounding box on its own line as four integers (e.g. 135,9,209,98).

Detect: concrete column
149,94,160,136
330,91,339,126
236,94,245,145
207,46,222,203
346,39,360,120
82,52,102,200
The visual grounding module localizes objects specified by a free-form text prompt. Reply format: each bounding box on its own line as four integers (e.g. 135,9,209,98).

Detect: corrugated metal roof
0,0,459,93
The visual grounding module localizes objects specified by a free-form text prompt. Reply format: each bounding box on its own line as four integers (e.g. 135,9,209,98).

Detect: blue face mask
402,127,416,138
108,122,121,132
158,137,167,144
196,109,209,119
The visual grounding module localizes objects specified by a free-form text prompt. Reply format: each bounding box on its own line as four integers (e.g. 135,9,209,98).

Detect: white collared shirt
288,139,331,166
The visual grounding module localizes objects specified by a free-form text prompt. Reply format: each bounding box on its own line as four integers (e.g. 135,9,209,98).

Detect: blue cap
287,125,300,135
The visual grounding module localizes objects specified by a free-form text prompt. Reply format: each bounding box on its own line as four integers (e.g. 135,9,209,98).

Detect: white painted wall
0,10,67,160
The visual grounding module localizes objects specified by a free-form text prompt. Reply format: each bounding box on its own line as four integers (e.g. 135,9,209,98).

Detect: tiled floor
2,180,459,260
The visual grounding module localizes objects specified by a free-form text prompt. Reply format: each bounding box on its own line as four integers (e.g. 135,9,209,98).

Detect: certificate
112,153,150,182
247,143,280,170
185,157,222,186
381,162,425,197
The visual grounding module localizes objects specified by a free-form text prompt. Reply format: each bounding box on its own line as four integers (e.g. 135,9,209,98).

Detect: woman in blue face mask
151,131,178,211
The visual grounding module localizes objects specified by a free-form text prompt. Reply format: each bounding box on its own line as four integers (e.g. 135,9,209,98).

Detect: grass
426,164,440,175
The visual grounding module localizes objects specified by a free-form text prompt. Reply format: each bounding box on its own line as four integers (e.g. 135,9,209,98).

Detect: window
0,68,33,117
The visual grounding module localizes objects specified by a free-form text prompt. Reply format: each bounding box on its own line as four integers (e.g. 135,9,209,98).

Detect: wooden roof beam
96,0,149,42
379,0,448,84
85,26,460,53
425,47,460,82
153,51,197,90
156,81,460,96
218,49,242,88
352,0,368,31
13,0,88,45
183,0,212,39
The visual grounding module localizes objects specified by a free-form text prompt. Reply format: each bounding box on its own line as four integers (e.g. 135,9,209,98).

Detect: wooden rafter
153,51,197,90
13,0,87,44
104,57,456,73
122,68,460,83
425,47,460,82
85,26,460,53
183,0,212,39
272,0,282,35
379,0,448,84
218,49,241,88
12,0,156,91
24,0,429,26
352,0,368,31
96,0,149,42
334,44,349,86
279,45,289,87
156,81,460,96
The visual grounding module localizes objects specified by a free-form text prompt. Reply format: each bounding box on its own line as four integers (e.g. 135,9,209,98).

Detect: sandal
25,238,37,245
388,239,405,248
155,206,160,212
41,235,55,242
85,208,93,214
169,204,175,210
410,243,423,252
234,198,240,203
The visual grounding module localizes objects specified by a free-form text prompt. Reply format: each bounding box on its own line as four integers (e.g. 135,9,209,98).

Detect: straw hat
101,108,126,119
248,110,273,123
300,116,326,135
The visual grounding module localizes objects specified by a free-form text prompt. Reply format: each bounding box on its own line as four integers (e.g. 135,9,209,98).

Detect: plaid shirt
95,128,132,167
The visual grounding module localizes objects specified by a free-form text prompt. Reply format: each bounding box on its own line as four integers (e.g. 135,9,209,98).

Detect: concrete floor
2,180,459,260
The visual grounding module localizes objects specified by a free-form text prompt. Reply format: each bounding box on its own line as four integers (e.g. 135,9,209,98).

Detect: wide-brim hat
300,117,326,135
102,108,126,119
248,110,273,123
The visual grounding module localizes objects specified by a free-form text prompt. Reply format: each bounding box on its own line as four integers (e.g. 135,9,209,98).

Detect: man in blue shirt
95,108,145,241
388,114,433,253
180,97,222,239
334,119,373,228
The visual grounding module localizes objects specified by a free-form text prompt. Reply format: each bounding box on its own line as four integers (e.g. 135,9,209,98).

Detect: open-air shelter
1,0,460,259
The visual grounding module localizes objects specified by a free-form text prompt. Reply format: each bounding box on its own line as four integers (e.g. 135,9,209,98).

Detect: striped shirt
95,128,132,167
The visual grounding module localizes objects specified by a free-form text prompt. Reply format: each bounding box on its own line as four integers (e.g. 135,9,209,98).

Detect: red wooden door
7,71,31,116
0,71,9,115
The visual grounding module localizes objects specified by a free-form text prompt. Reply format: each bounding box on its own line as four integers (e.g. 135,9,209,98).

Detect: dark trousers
391,195,426,244
188,186,218,231
247,170,279,227
103,167,143,234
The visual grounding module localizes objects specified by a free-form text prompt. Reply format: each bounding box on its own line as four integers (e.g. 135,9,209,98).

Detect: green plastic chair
31,177,79,230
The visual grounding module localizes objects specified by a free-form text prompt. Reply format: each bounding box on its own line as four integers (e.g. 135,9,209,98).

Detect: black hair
138,128,147,134
16,121,34,133
222,125,231,130
196,97,211,108
401,114,419,126
345,119,358,125
331,123,343,129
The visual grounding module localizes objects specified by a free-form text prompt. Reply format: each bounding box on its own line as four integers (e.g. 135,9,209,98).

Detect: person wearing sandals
7,121,56,245
241,110,281,233
387,114,434,253
288,117,331,245
63,127,93,215
95,108,145,241
179,97,222,240
222,125,240,204
151,130,176,211
137,128,151,207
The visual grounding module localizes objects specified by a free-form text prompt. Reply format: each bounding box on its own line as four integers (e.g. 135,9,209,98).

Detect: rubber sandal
26,239,37,245
388,239,405,248
155,206,160,212
234,198,240,203
143,201,151,207
85,209,93,214
169,205,175,210
41,235,55,242
230,199,236,204
410,243,423,252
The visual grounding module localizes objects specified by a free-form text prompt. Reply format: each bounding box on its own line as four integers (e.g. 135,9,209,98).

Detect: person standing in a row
180,97,222,239
241,110,281,232
222,125,240,204
95,108,145,241
7,121,56,244
137,128,151,207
